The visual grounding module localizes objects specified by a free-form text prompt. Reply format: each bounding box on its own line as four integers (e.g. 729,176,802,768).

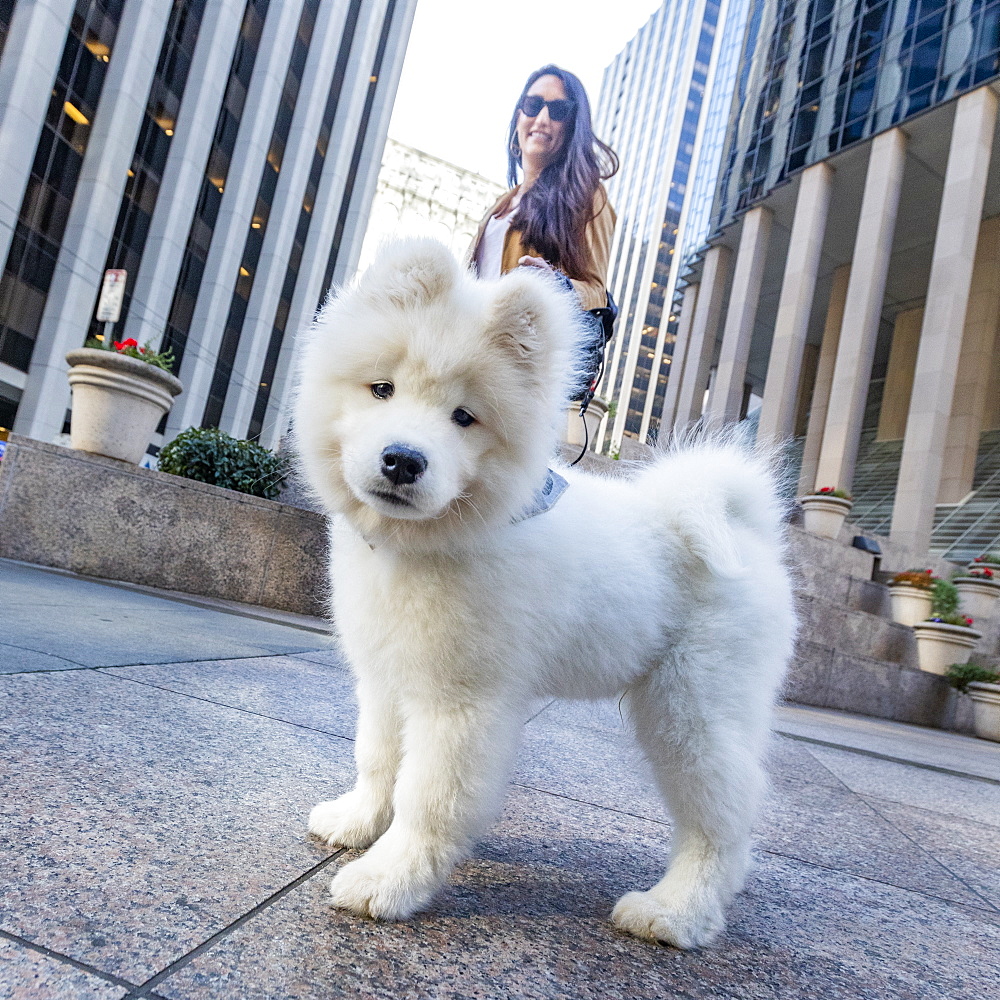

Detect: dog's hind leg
327,691,525,920
611,661,772,949
309,674,401,848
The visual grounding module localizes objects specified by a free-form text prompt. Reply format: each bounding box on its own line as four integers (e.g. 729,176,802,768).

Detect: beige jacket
467,184,616,311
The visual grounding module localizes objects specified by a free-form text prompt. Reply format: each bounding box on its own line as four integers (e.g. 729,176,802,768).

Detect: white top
475,212,513,279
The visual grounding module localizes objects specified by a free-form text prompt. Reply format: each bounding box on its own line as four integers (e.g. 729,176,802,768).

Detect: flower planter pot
66,348,183,464
966,682,1000,742
953,576,1000,621
564,395,609,449
887,583,934,627
966,560,1000,577
798,494,852,539
911,620,982,675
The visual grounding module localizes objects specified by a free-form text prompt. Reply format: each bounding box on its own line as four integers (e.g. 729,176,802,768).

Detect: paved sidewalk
1,558,998,999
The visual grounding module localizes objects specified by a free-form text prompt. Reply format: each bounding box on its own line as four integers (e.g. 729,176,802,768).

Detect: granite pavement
2,558,998,999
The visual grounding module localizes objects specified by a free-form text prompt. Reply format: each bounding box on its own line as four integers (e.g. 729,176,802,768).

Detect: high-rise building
0,0,415,453
357,138,504,274
666,0,1000,558
593,0,752,452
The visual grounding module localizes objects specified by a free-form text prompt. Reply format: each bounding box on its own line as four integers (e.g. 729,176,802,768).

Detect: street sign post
96,269,127,350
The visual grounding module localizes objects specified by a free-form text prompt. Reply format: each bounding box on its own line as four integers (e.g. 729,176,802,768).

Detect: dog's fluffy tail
642,427,790,580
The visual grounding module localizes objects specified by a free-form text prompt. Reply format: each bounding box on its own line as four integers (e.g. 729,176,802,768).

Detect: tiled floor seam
0,650,327,677
0,557,330,634
121,850,347,999
776,729,1000,786
859,795,1000,914
513,779,999,917
0,925,147,994
756,846,1000,919
95,670,359,743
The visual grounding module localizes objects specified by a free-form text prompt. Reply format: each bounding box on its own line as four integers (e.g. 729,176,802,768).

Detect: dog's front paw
308,791,391,848
328,849,440,920
611,890,724,950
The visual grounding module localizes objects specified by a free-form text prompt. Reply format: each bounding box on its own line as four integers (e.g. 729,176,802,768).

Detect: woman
469,65,618,399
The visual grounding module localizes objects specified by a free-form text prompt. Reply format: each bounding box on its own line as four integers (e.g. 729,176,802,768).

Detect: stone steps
785,524,992,732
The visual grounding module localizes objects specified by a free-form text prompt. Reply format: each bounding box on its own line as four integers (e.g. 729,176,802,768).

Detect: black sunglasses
519,94,576,122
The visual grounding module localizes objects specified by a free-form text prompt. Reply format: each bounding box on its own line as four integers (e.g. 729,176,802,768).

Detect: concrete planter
953,576,1000,620
66,348,183,464
912,620,982,675
966,560,1000,574
564,395,609,450
798,494,852,539
887,583,934,627
966,682,1000,742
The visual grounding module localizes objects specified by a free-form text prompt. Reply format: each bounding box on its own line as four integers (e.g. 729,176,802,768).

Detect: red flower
975,556,984,562
818,486,832,494
114,338,139,350
965,617,974,626
925,569,933,574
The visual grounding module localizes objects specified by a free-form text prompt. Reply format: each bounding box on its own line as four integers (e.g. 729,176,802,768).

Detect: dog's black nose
380,445,427,485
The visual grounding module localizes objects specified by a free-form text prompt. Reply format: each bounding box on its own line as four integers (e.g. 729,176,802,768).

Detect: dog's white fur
294,239,796,949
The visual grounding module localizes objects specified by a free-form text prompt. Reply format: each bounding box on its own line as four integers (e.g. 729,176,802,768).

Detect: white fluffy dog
294,239,796,949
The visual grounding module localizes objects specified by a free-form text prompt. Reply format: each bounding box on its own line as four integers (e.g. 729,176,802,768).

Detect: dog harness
513,469,568,523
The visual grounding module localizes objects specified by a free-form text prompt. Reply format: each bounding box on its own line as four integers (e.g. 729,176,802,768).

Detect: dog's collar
512,469,568,523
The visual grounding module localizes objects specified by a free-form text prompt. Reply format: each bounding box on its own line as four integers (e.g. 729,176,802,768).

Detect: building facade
0,0,415,453
357,138,504,275
665,0,1000,557
593,0,752,451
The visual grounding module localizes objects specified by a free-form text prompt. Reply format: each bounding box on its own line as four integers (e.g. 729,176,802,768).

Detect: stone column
0,0,77,273
876,307,923,442
815,127,908,491
757,162,834,441
123,1,245,348
166,0,307,437
890,88,998,550
220,0,355,436
937,214,1000,502
659,282,699,431
14,0,175,442
798,263,849,494
674,244,733,427
706,206,773,426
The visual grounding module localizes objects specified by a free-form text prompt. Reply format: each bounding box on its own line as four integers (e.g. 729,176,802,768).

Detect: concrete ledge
786,639,974,732
0,435,328,616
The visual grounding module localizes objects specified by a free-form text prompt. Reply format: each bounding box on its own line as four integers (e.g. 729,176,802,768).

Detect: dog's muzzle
380,444,427,486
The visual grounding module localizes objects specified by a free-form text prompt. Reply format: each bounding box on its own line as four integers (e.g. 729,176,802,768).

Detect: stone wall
0,435,328,616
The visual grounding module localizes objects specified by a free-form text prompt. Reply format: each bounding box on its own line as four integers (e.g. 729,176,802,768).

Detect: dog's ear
486,270,562,369
357,238,457,308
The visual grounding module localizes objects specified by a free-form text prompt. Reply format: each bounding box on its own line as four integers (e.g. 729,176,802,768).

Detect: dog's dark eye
371,381,394,399
452,407,475,427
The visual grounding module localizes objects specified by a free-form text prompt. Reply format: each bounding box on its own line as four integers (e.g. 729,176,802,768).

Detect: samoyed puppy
294,238,796,949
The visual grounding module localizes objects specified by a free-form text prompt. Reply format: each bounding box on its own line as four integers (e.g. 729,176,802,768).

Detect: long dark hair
506,64,618,283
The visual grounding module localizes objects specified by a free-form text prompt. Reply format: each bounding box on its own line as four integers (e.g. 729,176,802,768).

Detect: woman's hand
518,255,553,272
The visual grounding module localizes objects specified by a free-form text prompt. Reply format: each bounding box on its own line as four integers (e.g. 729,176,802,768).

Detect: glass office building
667,0,1000,556
0,0,415,452
715,0,1000,230
592,0,752,451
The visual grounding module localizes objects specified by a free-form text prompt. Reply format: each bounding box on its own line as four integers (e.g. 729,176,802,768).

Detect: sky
387,0,664,185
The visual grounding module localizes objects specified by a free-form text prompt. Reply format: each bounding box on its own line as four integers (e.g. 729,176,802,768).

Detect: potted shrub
66,338,182,464
945,663,1000,742
798,486,853,539
157,426,288,499
887,569,938,626
952,565,1000,621
912,580,981,675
